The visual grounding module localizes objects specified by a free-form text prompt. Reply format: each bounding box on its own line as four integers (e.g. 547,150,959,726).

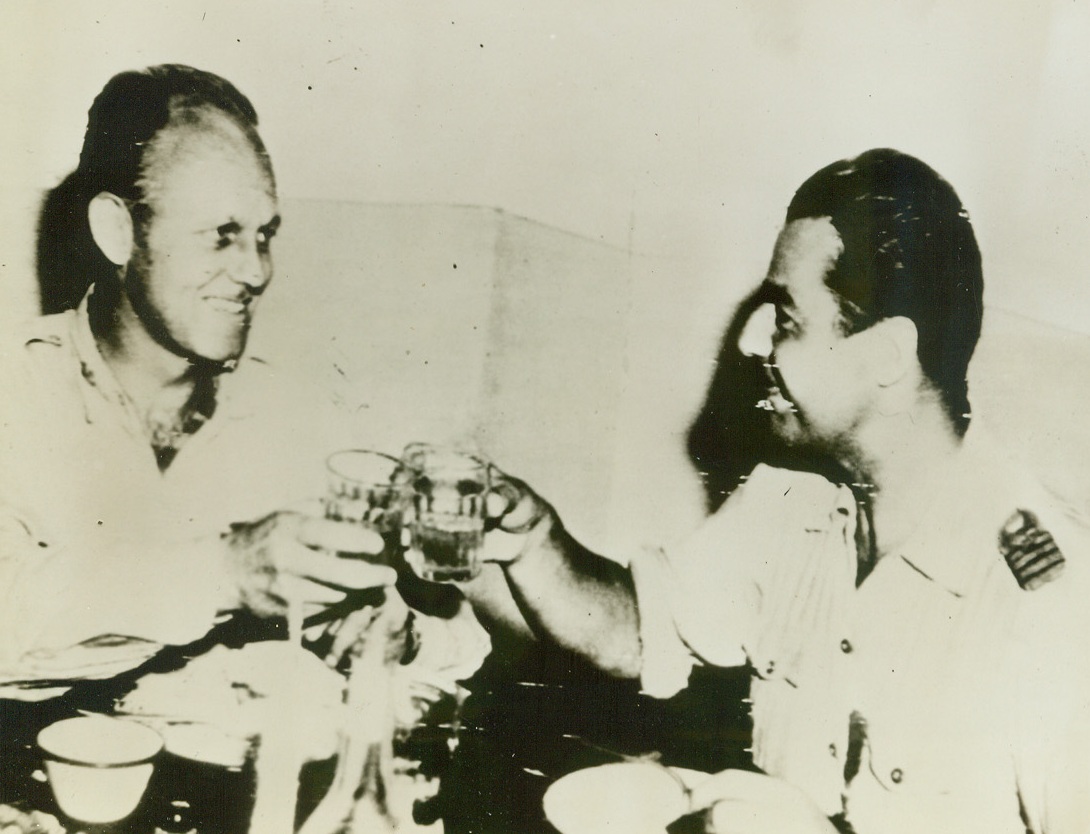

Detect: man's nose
738,302,775,359
231,242,273,291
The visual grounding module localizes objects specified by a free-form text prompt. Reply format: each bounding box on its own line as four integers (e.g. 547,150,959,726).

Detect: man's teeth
757,386,798,414
206,298,246,314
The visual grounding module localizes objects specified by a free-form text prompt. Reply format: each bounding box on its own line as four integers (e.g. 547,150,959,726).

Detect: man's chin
768,412,812,450
185,339,247,369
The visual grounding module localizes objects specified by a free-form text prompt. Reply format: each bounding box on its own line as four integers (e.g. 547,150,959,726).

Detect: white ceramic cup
38,715,163,824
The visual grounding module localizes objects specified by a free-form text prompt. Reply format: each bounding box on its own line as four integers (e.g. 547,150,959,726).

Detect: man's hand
687,770,838,834
222,510,397,619
318,591,415,669
480,470,554,564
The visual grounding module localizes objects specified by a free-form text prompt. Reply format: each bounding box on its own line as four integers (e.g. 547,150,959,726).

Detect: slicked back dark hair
37,64,272,313
785,148,983,435
78,63,271,200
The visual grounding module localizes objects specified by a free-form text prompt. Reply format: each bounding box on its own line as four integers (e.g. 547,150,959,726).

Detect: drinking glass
402,445,490,583
324,449,409,558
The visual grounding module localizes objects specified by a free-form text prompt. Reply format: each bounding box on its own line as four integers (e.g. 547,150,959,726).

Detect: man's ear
87,192,134,267
871,316,918,388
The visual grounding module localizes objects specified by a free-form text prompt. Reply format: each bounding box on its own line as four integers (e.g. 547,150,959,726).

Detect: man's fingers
484,473,548,534
704,798,754,834
327,605,379,666
688,770,781,811
481,533,528,564
484,479,520,519
278,573,347,607
688,771,836,834
285,512,387,557
282,545,397,590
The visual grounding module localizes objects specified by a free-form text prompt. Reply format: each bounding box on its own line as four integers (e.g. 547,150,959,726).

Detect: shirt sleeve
2,525,236,674
1011,575,1090,834
632,465,795,698
629,544,703,698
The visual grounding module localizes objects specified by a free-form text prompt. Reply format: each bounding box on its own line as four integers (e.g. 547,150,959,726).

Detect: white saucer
543,762,709,834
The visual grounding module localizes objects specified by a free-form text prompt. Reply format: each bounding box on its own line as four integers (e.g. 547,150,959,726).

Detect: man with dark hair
37,64,274,314
464,149,1090,832
0,63,488,831
782,148,983,435
0,64,402,672
0,64,489,757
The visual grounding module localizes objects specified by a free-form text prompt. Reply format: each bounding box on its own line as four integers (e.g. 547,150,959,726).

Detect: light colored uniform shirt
0,294,488,691
633,434,1090,834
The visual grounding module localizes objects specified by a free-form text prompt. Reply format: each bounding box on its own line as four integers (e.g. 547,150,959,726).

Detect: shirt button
840,639,853,654
828,743,837,757
765,660,775,675
890,768,904,784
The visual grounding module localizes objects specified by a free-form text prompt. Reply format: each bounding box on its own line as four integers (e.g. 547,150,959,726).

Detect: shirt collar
892,428,1018,597
69,289,141,427
67,286,263,424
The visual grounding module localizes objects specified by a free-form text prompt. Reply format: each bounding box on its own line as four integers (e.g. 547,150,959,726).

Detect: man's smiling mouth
756,360,798,414
204,296,250,316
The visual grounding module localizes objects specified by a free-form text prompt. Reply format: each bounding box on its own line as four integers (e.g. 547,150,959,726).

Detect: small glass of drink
324,449,409,559
402,445,490,583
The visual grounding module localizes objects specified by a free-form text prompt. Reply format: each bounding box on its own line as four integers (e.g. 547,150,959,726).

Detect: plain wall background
2,1,1089,553
254,201,1090,556
3,0,1090,327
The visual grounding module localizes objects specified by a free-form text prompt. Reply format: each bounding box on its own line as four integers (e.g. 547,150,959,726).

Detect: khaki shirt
634,435,1090,833
0,294,489,689
0,295,352,675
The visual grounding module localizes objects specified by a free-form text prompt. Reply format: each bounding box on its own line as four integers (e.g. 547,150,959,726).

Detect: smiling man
463,149,1090,833
0,65,406,678
0,65,488,830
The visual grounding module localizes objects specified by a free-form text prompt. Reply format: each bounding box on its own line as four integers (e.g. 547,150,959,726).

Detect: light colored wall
256,200,1090,558
7,185,1090,550
3,2,1089,549
3,0,1090,332
251,201,643,552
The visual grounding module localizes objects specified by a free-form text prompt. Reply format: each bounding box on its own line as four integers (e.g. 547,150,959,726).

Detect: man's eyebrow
754,281,793,309
209,216,280,237
215,220,242,237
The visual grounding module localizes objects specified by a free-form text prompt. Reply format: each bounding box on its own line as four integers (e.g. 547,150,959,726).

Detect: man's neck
89,289,213,431
838,402,964,576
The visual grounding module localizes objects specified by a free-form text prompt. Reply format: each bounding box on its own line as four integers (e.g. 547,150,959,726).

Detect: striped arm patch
999,509,1065,591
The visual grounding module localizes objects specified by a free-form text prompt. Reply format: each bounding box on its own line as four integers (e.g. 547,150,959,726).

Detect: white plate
157,722,250,768
543,762,708,834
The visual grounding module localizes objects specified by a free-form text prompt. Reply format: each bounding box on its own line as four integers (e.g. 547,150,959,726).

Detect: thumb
485,470,550,534
687,770,767,812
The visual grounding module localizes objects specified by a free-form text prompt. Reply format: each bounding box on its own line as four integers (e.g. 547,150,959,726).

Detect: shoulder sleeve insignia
999,509,1065,590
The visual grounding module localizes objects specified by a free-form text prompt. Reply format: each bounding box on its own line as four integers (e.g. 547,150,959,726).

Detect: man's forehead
767,216,843,291
140,129,277,221
141,114,274,198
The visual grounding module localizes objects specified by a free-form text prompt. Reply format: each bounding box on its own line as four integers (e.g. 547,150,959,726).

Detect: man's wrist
216,524,275,615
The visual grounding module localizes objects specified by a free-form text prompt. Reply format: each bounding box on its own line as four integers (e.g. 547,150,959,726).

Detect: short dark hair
37,65,272,312
78,63,272,201
785,148,984,434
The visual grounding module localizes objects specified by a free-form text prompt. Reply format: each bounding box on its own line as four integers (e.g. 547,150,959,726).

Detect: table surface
1,653,753,834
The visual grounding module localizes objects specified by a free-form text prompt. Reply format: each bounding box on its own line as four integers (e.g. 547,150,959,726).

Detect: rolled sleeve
630,545,699,698
7,531,235,665
631,480,785,697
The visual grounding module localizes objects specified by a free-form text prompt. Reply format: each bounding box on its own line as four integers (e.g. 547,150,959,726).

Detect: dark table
2,630,753,834
436,643,754,834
